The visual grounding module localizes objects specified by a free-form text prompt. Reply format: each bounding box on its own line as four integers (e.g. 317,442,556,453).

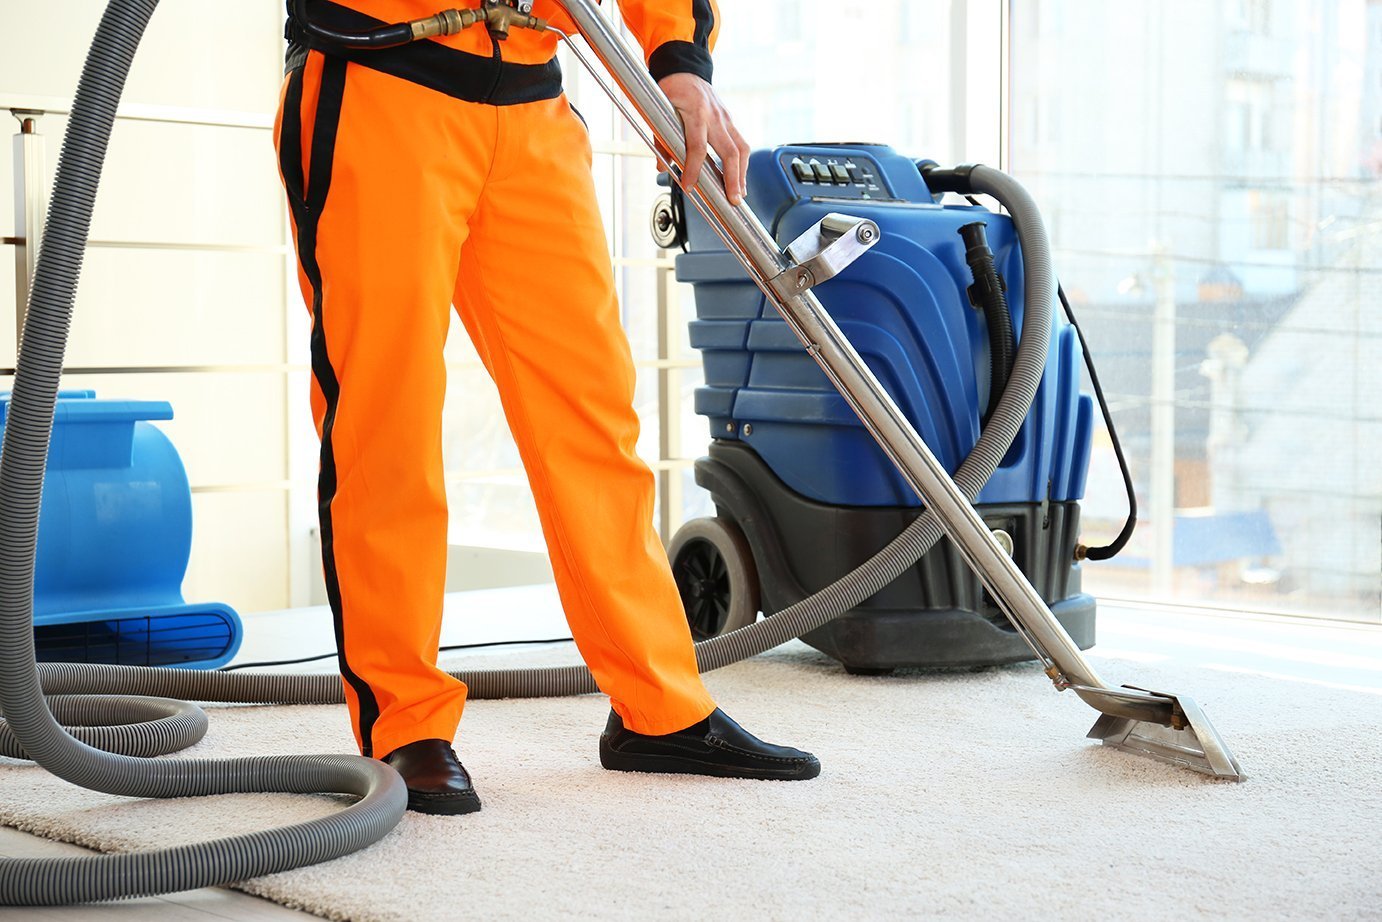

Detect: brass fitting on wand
405,4,548,43
481,0,548,40
407,9,480,40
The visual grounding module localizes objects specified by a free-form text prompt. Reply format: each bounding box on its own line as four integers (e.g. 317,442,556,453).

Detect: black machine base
688,440,1097,672
800,599,1095,673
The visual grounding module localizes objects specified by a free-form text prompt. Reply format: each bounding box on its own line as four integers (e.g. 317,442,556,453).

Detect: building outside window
1009,0,1381,623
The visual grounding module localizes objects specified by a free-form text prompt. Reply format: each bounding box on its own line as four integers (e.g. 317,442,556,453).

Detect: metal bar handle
548,0,1168,721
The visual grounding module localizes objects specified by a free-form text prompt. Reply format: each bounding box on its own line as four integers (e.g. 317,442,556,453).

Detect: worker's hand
658,72,751,206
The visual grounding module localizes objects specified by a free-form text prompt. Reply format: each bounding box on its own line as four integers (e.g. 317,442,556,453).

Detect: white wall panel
67,249,287,367
2,1,296,614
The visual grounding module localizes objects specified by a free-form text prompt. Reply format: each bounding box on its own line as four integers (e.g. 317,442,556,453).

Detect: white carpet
1,641,1379,921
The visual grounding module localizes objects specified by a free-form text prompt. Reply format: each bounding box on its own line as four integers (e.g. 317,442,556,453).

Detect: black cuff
648,41,714,84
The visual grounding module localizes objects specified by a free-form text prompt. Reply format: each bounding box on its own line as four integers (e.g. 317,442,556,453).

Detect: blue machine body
0,391,242,668
678,144,1094,509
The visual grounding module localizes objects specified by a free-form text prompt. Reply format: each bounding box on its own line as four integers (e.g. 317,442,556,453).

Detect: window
1236,0,1271,34
1008,0,1380,623
1248,191,1289,250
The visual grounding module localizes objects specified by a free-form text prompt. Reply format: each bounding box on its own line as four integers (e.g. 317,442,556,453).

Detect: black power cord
1058,283,1137,560
220,635,575,672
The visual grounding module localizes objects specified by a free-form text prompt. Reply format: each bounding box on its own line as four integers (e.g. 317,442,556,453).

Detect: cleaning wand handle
548,0,1189,731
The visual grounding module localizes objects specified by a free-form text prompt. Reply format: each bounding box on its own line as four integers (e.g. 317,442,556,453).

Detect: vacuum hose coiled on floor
0,1,1053,905
0,1,410,904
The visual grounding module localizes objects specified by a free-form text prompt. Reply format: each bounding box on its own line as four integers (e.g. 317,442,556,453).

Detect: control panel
779,151,897,201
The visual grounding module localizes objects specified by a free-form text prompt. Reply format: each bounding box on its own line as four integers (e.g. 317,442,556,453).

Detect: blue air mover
0,391,242,668
662,145,1098,674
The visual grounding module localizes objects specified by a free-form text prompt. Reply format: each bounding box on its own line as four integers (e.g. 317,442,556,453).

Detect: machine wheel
668,517,760,641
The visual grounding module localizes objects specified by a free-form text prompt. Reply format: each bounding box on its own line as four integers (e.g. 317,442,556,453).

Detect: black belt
285,1,563,106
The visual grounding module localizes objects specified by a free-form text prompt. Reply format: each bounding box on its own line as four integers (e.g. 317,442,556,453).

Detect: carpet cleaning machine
0,0,1244,906
663,146,1103,674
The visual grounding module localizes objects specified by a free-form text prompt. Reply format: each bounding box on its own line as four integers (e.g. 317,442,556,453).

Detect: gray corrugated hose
0,0,407,905
0,0,1052,906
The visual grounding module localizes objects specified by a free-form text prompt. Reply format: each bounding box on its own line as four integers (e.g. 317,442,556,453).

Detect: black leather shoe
382,738,482,815
600,708,820,781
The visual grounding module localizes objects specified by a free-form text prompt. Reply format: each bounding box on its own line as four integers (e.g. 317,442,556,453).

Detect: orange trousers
274,51,716,759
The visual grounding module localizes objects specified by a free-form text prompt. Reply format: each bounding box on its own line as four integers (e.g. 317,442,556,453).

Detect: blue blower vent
0,391,242,669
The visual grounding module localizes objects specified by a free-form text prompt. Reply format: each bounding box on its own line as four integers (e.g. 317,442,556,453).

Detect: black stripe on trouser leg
279,55,384,757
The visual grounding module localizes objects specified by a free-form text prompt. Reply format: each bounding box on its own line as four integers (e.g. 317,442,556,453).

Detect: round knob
650,193,684,249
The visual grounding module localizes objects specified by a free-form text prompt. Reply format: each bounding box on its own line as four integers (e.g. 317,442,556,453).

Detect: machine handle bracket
767,213,880,300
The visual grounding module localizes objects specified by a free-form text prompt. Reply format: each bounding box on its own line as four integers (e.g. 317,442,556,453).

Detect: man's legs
452,94,717,735
275,53,490,759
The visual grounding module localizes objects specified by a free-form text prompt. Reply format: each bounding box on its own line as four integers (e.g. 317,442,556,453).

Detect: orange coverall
275,0,720,758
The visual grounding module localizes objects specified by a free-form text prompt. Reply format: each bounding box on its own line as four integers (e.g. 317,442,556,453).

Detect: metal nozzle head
1087,687,1245,781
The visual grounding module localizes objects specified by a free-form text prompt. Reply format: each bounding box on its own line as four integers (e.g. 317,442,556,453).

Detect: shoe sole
600,743,821,781
405,790,483,816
